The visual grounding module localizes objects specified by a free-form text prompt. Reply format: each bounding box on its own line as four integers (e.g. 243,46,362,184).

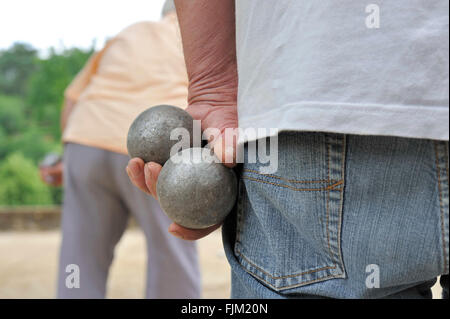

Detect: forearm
174,0,238,111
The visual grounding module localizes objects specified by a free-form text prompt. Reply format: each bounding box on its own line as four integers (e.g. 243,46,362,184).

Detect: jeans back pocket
234,132,347,291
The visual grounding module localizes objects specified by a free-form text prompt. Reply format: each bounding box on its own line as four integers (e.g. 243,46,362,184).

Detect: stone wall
0,206,138,231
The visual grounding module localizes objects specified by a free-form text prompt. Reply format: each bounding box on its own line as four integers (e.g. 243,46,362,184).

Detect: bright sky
0,0,166,54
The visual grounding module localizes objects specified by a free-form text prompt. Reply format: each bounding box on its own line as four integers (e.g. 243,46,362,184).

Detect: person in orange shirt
40,1,201,298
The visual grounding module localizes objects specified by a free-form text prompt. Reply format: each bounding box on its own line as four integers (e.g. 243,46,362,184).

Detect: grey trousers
57,143,201,298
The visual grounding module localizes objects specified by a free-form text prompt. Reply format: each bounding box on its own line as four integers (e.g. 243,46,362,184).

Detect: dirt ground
0,229,443,299
0,228,230,298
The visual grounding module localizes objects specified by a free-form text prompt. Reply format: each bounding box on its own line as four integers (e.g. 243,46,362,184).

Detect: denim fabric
223,132,449,298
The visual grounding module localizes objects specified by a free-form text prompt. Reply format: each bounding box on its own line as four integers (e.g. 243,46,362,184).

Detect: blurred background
0,0,230,298
0,0,168,206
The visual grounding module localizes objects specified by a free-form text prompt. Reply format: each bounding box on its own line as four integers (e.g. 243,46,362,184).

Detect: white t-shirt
235,0,449,143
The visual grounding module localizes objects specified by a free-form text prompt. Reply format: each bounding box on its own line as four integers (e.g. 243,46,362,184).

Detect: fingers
126,158,150,195
41,164,62,177
144,162,162,199
39,165,63,186
126,158,163,198
212,132,237,168
185,102,239,168
168,222,222,241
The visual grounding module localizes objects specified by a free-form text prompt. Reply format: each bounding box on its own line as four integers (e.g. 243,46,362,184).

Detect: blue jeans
223,132,449,298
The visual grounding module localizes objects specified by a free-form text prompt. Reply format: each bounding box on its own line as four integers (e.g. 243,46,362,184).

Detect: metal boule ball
156,147,238,229
127,105,194,165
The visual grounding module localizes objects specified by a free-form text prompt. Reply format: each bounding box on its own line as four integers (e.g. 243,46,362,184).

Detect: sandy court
0,228,444,299
0,228,230,299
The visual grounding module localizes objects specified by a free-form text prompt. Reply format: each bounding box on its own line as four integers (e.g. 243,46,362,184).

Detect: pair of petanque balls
127,105,237,229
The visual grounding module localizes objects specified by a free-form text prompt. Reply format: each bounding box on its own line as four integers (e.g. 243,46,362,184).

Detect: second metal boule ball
156,147,238,229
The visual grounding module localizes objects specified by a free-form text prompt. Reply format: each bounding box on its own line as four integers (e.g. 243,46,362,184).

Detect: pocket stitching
335,134,347,271
234,179,245,253
236,247,344,291
237,260,343,291
434,140,449,273
236,249,336,279
243,169,338,184
326,139,333,262
242,176,344,192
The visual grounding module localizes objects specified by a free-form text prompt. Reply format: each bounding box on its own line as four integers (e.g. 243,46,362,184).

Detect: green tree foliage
0,94,26,135
0,43,92,206
0,153,53,205
0,43,37,96
0,124,61,163
27,47,93,139
0,94,61,162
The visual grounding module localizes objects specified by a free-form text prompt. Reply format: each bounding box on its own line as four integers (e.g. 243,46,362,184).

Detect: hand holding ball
127,105,237,229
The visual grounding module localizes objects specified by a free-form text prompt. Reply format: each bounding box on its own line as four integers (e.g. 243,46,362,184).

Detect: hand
126,75,238,241
126,64,238,241
126,108,237,240
39,161,63,187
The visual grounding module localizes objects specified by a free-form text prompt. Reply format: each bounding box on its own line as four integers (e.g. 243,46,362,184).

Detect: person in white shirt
127,0,449,298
